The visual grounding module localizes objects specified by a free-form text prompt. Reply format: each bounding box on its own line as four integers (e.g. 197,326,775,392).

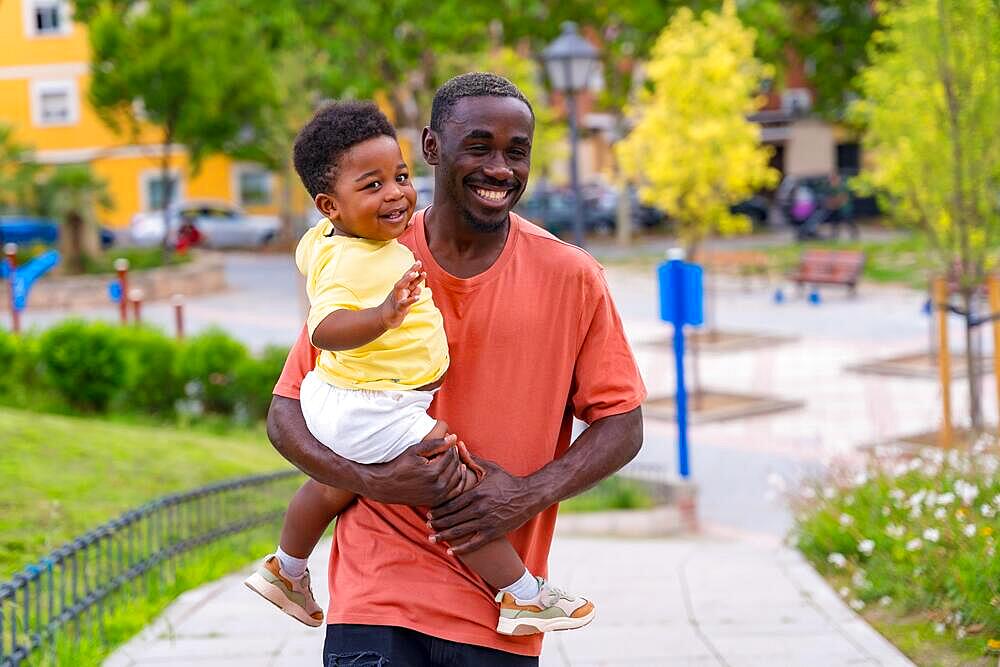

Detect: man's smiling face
429,96,534,233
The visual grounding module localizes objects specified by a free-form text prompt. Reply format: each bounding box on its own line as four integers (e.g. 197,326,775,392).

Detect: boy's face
316,135,417,241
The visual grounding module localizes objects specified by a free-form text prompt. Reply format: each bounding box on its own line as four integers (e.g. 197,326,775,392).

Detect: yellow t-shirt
295,221,449,390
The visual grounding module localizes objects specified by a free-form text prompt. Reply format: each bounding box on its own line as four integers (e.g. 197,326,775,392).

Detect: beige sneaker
243,554,324,627
495,577,595,636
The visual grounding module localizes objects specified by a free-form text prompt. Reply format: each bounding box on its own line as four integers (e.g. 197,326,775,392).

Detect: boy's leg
245,480,354,628
279,479,355,558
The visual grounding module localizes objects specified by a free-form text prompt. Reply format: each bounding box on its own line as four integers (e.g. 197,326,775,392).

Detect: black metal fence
0,470,300,667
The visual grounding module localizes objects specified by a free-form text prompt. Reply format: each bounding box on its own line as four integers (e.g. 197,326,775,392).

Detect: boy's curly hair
293,101,397,198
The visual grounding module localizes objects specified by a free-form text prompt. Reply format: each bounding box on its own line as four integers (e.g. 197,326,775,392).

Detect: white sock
275,546,308,579
499,568,540,601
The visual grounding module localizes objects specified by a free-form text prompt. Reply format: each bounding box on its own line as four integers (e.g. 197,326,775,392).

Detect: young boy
244,101,594,637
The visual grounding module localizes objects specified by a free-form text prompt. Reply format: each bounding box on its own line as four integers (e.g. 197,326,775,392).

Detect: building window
238,169,272,206
143,173,180,211
30,80,79,127
25,1,71,37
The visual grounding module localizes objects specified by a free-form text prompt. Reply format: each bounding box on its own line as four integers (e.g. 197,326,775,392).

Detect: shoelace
539,583,576,608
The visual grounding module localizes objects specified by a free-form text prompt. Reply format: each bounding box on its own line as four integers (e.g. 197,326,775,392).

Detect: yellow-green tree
851,0,1000,429
616,1,778,254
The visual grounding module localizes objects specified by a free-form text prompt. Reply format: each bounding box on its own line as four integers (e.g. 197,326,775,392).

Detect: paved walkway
106,534,912,666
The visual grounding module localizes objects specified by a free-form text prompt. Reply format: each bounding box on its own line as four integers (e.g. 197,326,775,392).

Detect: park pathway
105,533,912,666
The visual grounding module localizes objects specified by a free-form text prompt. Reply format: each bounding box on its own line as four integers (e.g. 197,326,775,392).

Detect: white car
129,200,281,248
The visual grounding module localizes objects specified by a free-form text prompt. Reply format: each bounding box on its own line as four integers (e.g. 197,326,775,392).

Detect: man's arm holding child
312,262,425,350
268,396,468,507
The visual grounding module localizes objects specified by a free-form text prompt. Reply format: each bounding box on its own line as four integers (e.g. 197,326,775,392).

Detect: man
268,72,646,666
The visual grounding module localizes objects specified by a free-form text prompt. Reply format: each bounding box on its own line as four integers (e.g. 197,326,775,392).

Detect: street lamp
542,22,600,249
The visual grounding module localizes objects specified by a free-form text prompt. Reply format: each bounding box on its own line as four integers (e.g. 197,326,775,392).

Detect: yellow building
0,0,283,229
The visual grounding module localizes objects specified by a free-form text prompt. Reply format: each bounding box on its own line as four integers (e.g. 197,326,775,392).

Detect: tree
851,0,1000,430
0,123,41,215
615,1,779,255
36,165,113,274
74,0,286,242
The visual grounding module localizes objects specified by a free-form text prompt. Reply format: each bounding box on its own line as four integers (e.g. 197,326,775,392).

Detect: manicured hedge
0,322,287,421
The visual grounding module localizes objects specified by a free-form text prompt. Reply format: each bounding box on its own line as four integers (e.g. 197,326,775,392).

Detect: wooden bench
789,249,865,295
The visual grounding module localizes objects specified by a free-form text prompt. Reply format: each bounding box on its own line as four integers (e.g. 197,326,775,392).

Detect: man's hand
426,459,543,555
379,262,425,329
359,435,468,507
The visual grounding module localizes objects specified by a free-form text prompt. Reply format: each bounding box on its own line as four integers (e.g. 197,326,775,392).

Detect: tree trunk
616,176,632,248
962,289,983,432
160,125,176,256
62,212,84,274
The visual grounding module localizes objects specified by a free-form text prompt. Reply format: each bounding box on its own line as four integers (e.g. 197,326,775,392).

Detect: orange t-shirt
273,209,646,656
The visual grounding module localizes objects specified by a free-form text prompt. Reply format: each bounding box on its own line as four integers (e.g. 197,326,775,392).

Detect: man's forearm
527,407,643,510
267,395,368,493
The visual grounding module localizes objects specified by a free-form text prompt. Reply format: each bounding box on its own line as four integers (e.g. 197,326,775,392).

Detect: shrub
175,328,248,414
232,345,288,422
38,320,127,411
115,326,182,414
792,440,1000,651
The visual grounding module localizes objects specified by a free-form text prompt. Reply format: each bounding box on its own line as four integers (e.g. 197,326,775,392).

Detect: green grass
560,476,656,513
0,406,287,579
792,443,1000,665
24,526,281,667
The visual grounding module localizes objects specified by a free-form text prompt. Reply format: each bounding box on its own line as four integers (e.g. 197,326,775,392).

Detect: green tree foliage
34,164,113,273
0,124,40,215
851,0,1000,428
616,1,778,253
73,0,288,220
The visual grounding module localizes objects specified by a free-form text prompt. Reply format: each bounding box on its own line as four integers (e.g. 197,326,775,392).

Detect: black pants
324,623,539,666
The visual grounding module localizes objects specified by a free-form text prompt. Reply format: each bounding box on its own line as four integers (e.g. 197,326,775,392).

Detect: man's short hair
293,101,397,198
430,72,534,132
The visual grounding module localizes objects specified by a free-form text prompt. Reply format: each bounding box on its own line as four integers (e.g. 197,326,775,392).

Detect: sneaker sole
243,572,323,628
496,608,596,636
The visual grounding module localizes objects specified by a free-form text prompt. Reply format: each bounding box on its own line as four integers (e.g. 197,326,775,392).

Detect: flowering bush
792,438,1000,655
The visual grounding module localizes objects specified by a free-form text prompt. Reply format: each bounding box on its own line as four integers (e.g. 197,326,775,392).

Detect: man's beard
461,207,507,233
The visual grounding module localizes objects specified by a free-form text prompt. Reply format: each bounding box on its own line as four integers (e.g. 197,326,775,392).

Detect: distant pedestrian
175,213,203,254
798,173,857,241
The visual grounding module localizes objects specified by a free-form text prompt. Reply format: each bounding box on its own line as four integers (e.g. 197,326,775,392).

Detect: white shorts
299,370,438,464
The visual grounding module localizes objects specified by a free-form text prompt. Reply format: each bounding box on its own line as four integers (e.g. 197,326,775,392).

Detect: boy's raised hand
379,261,425,329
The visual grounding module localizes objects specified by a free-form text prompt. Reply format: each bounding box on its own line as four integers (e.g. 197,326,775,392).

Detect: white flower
823,487,836,500
853,472,869,486
908,490,927,508
906,538,923,551
886,524,905,539
881,506,891,517
993,494,1000,508
924,491,938,507
982,504,997,519
923,528,940,543
879,596,892,607
888,487,905,502
849,599,865,611
839,513,854,526
934,622,946,635
964,523,977,538
936,492,955,506
957,626,967,639
934,507,947,520
955,480,980,505
828,553,848,569
839,586,850,598
852,571,868,588
858,539,875,556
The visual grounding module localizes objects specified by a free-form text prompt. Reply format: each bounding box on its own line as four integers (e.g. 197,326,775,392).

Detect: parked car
729,195,771,227
516,185,667,235
0,216,115,249
129,200,280,249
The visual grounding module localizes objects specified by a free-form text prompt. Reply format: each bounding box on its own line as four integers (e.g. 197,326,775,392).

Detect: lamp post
542,22,600,249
